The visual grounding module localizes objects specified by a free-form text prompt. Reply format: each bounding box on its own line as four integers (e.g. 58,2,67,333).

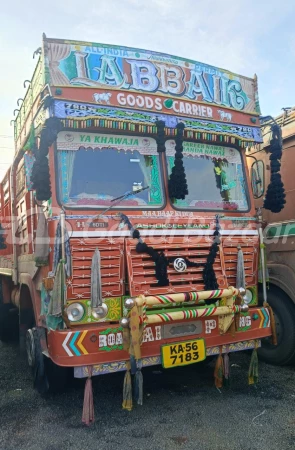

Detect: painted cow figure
218,110,232,121
93,92,112,104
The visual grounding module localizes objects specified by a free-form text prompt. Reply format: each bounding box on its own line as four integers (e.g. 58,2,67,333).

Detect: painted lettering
128,60,159,92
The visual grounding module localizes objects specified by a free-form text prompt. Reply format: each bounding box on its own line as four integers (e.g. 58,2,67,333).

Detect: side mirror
251,160,264,199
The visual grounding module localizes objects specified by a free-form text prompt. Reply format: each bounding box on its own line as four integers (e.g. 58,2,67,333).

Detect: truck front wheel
259,287,295,365
26,327,68,394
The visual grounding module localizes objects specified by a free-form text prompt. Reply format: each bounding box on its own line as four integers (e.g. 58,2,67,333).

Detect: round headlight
92,303,108,319
67,303,85,322
243,289,253,305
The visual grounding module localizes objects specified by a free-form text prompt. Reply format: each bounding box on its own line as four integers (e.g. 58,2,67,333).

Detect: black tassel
136,242,169,286
263,124,285,213
168,122,188,200
155,120,166,153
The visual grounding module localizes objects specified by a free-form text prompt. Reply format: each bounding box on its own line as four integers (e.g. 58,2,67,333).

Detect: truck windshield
57,137,164,209
166,141,249,211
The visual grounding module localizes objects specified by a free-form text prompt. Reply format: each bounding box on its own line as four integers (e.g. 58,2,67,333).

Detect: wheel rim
26,329,35,368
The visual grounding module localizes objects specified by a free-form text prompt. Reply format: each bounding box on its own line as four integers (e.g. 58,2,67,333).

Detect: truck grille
126,236,227,297
68,238,125,300
222,236,259,287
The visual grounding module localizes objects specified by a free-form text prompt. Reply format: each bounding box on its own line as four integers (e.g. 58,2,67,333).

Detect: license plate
161,339,206,369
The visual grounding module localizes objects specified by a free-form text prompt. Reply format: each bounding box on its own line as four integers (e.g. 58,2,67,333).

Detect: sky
0,0,294,180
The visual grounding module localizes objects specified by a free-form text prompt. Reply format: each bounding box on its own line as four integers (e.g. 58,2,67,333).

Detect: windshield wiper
95,185,150,217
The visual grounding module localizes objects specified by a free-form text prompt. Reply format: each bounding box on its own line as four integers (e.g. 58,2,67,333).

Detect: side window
251,160,264,198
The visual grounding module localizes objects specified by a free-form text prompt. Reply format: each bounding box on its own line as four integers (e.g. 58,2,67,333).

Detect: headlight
243,289,253,305
92,303,108,319
67,302,85,322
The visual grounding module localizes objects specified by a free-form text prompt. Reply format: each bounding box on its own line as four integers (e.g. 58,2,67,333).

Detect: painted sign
54,100,262,142
57,131,157,153
165,140,242,163
56,87,259,126
46,38,258,114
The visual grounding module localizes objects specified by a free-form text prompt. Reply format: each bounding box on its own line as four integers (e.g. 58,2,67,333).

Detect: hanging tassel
214,349,224,388
82,366,94,426
264,302,278,345
134,360,143,406
248,345,259,385
236,245,245,289
258,243,269,285
122,361,133,411
223,348,230,387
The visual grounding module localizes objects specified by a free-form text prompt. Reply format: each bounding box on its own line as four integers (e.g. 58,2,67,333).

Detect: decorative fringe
248,346,259,385
264,302,278,345
122,361,133,411
82,366,94,426
214,349,224,388
203,215,221,297
168,122,188,200
223,350,230,386
263,124,286,213
236,245,245,289
134,361,143,406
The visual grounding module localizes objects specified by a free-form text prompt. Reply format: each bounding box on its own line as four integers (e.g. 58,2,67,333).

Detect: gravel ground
0,340,294,450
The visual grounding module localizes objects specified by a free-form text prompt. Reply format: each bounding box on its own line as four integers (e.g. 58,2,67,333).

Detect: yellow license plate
161,339,206,369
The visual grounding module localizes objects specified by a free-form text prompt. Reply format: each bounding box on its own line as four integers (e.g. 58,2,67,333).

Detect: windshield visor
56,133,164,209
166,140,249,211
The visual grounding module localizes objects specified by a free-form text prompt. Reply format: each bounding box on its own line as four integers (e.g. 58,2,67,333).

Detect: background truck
248,108,295,365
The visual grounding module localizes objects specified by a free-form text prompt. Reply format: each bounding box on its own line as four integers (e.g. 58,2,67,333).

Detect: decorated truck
0,35,276,424
248,109,295,365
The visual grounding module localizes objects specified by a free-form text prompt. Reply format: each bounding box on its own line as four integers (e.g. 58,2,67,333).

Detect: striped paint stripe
70,331,81,356
77,330,88,355
62,332,73,357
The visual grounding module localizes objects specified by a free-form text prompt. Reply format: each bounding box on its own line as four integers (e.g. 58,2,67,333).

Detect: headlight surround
92,303,108,319
243,288,253,305
67,302,85,322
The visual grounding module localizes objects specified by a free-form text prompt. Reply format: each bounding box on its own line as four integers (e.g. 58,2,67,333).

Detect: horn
33,47,42,59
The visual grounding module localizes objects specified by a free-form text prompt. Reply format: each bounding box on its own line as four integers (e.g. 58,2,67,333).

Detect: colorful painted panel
73,339,261,377
54,100,262,143
46,38,258,114
66,297,122,325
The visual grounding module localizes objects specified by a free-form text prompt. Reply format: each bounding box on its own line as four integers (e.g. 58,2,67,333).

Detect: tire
258,287,295,365
0,303,19,342
27,327,68,394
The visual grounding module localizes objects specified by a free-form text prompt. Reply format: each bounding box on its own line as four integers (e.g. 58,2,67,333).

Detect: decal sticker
98,327,123,351
205,319,217,334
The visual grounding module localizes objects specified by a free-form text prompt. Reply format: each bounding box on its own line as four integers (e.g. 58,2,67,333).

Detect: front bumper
47,305,271,369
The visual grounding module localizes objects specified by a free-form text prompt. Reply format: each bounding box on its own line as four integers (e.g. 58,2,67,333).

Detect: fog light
67,303,85,322
243,289,253,305
92,303,108,319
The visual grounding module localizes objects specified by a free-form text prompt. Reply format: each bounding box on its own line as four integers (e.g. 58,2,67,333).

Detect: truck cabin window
166,141,249,211
57,141,164,208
